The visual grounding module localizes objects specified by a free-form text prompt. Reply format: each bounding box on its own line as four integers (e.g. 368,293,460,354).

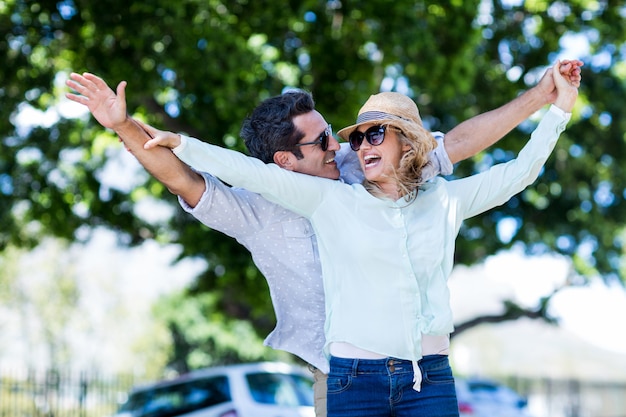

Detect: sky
449,248,626,356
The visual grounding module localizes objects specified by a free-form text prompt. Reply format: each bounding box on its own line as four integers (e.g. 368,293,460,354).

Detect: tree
2,0,626,369
0,240,79,368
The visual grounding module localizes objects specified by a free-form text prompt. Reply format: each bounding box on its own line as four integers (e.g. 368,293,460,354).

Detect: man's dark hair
241,90,316,163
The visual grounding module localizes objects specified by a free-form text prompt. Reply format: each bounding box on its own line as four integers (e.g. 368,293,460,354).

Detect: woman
146,62,578,417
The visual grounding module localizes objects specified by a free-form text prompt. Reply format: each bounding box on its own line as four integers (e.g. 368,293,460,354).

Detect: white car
456,377,532,417
113,362,315,417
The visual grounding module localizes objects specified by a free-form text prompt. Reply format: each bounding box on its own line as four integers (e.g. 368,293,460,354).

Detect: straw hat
337,92,434,145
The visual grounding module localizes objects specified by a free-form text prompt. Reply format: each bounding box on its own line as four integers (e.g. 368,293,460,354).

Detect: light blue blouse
172,105,569,363
176,136,449,374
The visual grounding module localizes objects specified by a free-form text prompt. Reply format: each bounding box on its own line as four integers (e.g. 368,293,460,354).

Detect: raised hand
535,59,583,104
559,59,583,87
553,60,579,113
65,72,128,130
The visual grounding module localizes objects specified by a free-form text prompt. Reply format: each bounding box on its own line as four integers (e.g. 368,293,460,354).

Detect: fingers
134,118,157,137
553,60,579,89
560,59,584,68
143,137,161,150
558,62,577,75
65,73,91,104
115,80,128,112
553,59,562,76
570,71,582,88
570,59,584,68
559,59,583,72
72,73,95,90
83,72,109,90
553,60,570,87
66,72,117,96
556,59,583,88
558,62,571,73
65,91,84,103
140,127,181,149
116,81,127,101
69,72,85,83
66,73,96,97
66,78,83,93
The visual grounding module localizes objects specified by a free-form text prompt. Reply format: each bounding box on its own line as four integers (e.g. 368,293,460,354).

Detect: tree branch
451,291,560,340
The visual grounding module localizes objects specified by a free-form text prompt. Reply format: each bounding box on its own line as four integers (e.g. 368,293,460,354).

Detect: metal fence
0,368,139,417
1,367,625,417
509,376,626,417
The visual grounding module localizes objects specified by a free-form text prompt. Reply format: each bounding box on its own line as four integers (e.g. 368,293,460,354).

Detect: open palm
65,72,128,130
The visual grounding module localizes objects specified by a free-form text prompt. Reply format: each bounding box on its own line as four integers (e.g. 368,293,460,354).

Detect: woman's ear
273,151,295,170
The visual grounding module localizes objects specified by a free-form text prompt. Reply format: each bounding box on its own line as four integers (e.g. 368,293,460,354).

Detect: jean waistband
329,354,449,375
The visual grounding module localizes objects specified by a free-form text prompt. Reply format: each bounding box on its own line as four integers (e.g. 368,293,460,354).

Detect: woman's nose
359,137,372,150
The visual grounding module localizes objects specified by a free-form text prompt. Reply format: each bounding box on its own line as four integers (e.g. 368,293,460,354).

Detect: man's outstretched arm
66,72,205,206
444,59,583,164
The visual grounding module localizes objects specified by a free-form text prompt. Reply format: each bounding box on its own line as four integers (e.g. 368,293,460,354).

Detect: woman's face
355,123,410,193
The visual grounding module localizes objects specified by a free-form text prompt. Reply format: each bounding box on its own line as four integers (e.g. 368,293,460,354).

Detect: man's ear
273,151,296,170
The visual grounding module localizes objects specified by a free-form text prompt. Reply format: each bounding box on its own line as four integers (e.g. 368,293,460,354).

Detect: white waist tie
412,360,422,391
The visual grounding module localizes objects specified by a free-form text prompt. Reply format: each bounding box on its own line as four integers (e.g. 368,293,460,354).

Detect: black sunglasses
295,124,332,152
349,125,387,151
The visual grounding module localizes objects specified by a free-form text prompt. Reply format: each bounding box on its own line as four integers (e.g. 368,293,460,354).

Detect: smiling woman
64,60,581,417
337,93,438,201
156,83,576,416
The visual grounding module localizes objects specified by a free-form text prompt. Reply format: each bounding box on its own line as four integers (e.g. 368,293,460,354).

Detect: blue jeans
327,355,459,417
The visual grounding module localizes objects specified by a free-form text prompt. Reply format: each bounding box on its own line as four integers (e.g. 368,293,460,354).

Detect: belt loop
351,358,359,377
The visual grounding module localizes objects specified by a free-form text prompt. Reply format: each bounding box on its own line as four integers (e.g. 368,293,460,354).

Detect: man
65,60,582,417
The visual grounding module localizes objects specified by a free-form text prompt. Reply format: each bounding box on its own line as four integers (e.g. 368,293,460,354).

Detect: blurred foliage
153,291,291,374
2,0,626,369
0,241,80,367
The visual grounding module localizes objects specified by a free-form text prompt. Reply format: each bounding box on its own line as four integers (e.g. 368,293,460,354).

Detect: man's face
289,110,341,180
